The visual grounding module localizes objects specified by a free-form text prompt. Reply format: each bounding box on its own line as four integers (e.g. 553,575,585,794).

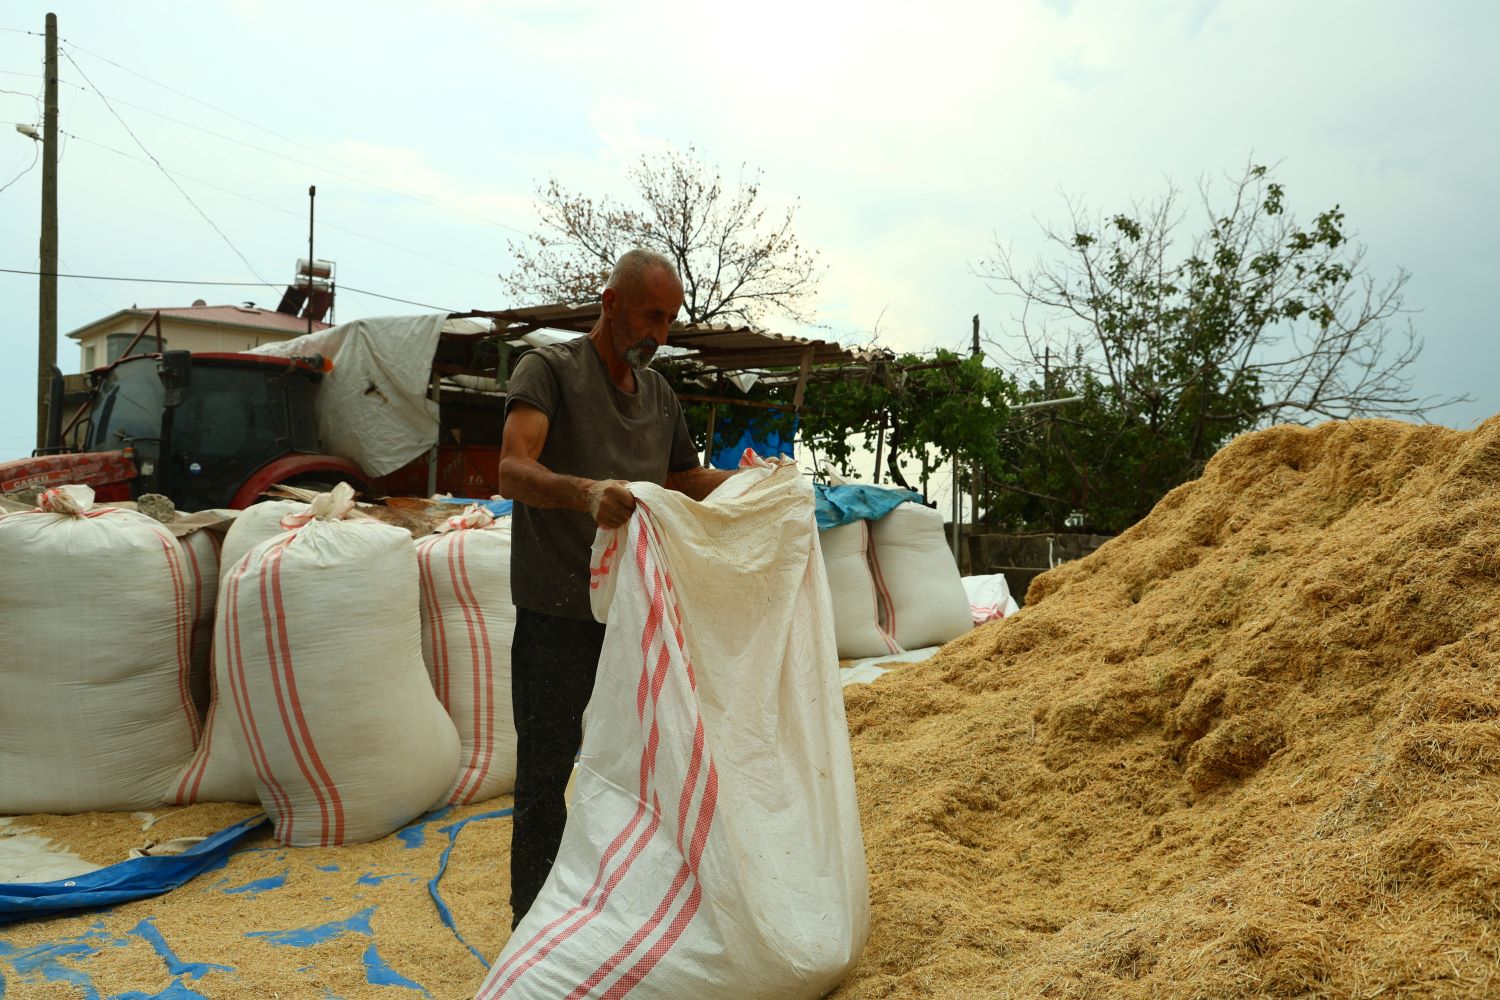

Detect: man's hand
586,479,636,528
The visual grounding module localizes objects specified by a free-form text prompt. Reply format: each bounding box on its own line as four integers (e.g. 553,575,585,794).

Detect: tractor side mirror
158,350,192,408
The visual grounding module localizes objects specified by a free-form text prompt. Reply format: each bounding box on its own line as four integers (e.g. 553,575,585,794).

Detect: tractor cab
0,351,363,511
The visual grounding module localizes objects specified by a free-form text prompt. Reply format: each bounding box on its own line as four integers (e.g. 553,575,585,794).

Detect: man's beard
623,338,658,371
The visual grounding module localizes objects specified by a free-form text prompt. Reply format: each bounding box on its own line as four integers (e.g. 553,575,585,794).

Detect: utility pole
36,12,58,451
969,314,981,534
306,185,316,336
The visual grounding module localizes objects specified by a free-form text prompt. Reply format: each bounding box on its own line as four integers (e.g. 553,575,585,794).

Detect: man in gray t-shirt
498,249,734,928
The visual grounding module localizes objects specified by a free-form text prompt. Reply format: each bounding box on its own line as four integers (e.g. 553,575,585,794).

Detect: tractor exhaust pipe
43,365,64,453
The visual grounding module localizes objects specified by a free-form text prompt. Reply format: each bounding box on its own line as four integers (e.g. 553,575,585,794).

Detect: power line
65,81,477,224
0,266,457,312
59,49,276,290
62,129,496,278
15,38,535,240
0,266,266,286
340,286,457,311
0,141,37,194
57,40,532,238
61,37,387,183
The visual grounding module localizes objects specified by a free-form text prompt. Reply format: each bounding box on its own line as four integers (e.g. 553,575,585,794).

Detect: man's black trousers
508,605,606,930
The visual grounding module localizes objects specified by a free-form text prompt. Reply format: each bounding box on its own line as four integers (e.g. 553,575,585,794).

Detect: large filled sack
478,456,868,999
175,500,309,804
215,486,460,845
0,486,200,813
819,520,903,659
416,505,518,804
868,501,974,650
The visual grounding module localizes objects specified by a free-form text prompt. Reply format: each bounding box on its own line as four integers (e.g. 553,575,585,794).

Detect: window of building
83,344,97,370
105,332,166,364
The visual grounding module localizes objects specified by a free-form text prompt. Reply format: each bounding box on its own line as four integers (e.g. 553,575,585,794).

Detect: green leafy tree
658,351,1017,492
503,145,820,326
976,162,1463,533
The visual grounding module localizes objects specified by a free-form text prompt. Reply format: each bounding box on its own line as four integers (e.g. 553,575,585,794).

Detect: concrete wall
954,528,1114,606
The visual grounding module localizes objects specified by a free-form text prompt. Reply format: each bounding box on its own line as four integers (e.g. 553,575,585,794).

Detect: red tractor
0,349,366,510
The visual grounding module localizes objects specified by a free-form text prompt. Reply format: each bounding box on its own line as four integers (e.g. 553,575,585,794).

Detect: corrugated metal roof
461,303,888,372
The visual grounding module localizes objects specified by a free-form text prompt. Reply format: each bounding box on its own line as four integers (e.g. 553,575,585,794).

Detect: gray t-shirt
505,336,699,620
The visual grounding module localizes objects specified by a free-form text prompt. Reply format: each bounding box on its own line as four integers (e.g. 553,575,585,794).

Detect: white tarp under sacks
477,456,868,1000
0,486,200,814
416,505,518,804
868,501,974,650
216,486,460,845
819,520,902,660
175,499,309,805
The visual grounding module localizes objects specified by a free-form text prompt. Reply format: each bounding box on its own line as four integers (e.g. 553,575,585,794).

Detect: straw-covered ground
836,418,1500,998
6,418,1497,997
0,799,514,999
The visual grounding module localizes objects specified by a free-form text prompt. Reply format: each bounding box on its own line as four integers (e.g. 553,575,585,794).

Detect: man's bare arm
665,465,736,502
498,402,634,528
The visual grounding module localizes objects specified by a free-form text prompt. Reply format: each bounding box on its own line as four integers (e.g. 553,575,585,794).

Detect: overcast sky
2,0,1496,472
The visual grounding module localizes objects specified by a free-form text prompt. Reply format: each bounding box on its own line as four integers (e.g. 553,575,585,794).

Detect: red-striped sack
867,502,974,650
476,456,869,1000
177,526,223,716
174,500,308,805
0,485,200,813
217,491,460,845
416,505,518,804
819,520,903,659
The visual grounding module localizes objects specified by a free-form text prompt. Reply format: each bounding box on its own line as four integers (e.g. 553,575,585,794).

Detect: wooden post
36,13,58,451
950,455,961,566
968,315,982,534
306,186,316,337
791,346,814,411
426,371,441,496
702,403,718,468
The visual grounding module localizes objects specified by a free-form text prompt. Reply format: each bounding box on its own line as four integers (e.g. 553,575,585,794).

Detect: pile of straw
838,419,1500,998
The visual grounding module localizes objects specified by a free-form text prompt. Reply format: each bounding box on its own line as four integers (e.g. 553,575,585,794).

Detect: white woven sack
962,573,1020,623
175,500,308,804
218,499,308,582
177,527,222,715
868,501,974,650
819,521,902,659
477,456,869,1000
0,485,200,814
416,507,518,805
218,488,460,845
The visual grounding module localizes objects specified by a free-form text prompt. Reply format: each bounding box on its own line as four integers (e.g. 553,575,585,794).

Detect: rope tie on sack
439,504,495,533
37,484,95,515
279,482,359,530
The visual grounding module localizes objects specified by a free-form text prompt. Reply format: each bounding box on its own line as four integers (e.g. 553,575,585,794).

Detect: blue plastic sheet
710,420,797,471
0,814,270,925
813,483,923,531
437,497,513,518
0,805,516,997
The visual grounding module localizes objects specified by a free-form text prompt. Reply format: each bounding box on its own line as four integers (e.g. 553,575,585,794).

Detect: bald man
498,249,734,927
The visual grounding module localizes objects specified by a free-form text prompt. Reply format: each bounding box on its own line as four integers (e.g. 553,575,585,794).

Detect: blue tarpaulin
437,497,513,518
813,483,923,531
710,419,797,471
0,814,270,925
